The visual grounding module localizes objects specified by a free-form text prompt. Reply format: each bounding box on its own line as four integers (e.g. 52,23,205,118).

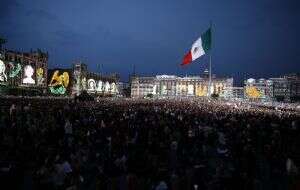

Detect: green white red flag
182,28,212,66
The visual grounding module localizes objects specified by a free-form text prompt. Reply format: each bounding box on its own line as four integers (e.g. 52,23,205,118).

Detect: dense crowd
0,97,300,190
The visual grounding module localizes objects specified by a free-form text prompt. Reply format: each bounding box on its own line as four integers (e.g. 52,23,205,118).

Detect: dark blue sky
1,0,299,85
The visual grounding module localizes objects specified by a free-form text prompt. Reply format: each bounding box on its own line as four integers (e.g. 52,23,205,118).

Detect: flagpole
208,21,212,97
209,52,211,97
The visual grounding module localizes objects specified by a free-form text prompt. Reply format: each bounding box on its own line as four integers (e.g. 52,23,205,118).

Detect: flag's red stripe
181,51,192,66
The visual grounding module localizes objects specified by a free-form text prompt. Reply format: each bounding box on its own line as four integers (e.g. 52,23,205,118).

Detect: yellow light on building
246,86,261,98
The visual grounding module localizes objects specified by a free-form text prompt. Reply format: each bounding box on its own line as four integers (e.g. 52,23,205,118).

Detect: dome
247,78,255,83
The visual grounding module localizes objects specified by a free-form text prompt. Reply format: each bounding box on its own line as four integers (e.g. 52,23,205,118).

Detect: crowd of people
0,97,300,190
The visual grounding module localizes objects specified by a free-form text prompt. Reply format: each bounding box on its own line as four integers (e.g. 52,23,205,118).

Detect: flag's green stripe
201,28,211,53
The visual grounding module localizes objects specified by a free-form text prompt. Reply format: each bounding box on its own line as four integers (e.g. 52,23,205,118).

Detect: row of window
3,55,46,68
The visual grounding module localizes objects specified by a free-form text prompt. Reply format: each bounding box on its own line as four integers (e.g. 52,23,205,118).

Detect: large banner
22,65,35,84
48,70,71,95
0,59,7,82
36,67,46,86
0,56,47,89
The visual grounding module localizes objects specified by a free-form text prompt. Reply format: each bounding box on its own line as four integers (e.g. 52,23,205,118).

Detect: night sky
1,0,299,85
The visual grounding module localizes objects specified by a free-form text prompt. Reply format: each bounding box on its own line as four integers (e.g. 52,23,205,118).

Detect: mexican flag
181,28,211,66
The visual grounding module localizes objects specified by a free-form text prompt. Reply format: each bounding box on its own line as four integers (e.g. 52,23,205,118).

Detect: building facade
130,76,155,98
0,49,48,94
222,87,244,100
285,74,300,102
116,82,129,97
71,63,119,96
269,77,290,102
131,74,233,98
0,50,120,96
244,78,273,101
244,74,300,102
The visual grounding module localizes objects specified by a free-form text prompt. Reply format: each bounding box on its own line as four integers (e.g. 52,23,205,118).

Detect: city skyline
0,0,299,85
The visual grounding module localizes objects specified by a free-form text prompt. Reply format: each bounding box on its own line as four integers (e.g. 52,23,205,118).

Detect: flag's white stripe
191,37,205,61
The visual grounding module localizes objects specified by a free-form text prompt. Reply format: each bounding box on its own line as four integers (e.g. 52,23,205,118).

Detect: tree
146,93,153,98
211,93,219,99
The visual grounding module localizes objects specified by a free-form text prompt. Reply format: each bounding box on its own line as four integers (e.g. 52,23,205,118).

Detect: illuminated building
23,65,35,84
130,76,155,98
244,78,273,101
48,69,71,95
0,49,48,94
284,73,300,102
71,63,119,96
47,63,120,96
131,74,233,98
269,77,290,102
222,87,244,100
115,82,128,97
244,75,300,102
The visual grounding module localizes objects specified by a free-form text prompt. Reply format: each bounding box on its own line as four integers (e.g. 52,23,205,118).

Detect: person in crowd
0,97,299,190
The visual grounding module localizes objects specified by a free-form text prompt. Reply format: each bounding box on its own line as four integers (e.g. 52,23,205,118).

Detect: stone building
222,87,244,100
0,49,48,95
244,78,273,101
71,63,119,96
269,77,290,102
245,74,300,102
131,74,233,98
285,73,300,102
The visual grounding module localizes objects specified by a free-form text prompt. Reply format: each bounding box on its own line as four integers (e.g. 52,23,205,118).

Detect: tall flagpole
209,51,212,96
208,21,212,97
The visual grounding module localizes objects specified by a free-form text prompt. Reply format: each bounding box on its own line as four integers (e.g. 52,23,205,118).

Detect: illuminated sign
153,85,157,95
8,62,21,78
49,70,69,95
22,65,35,84
246,86,261,98
104,81,110,92
111,82,117,93
87,79,96,91
81,77,87,90
0,60,7,82
97,80,103,92
36,68,45,85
